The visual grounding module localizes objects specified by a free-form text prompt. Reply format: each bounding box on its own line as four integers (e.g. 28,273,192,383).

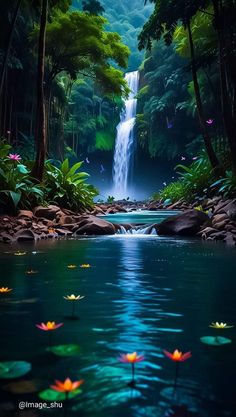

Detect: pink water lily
8,153,21,161
118,352,144,363
36,321,63,331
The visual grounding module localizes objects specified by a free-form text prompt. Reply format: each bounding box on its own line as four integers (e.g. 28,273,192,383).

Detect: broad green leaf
47,344,81,357
39,388,81,401
0,361,31,379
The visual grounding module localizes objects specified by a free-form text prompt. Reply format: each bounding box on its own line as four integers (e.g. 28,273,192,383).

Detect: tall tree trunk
32,0,48,181
187,20,221,171
212,0,236,175
0,0,22,104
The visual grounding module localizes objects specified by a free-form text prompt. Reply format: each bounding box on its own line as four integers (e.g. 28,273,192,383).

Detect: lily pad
47,344,81,357
3,379,42,394
39,388,81,401
0,361,31,379
200,336,232,346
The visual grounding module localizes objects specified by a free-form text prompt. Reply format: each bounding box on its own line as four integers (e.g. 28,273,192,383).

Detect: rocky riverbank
0,197,236,246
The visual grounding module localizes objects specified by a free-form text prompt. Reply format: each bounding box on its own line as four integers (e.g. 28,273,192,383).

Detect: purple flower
8,153,21,161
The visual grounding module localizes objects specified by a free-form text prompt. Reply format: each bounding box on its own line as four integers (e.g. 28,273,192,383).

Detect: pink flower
164,349,192,362
8,153,21,161
118,352,145,363
192,157,198,160
36,321,63,331
206,119,214,125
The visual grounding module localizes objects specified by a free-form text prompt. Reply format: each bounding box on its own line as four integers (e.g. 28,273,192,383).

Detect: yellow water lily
14,251,26,256
80,264,91,268
26,269,38,275
210,322,234,329
63,294,85,301
0,287,12,293
67,264,77,269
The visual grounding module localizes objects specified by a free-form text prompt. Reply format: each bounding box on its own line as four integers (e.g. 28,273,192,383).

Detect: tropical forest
0,1,236,416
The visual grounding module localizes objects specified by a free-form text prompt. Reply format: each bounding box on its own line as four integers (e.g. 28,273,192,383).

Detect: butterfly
206,119,214,125
100,164,105,173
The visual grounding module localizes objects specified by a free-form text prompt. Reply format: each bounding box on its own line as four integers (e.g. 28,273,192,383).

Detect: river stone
14,229,36,241
33,205,60,220
74,215,116,235
155,209,209,236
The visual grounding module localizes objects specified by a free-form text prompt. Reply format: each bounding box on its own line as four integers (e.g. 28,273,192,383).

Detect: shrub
44,159,98,211
211,170,236,197
0,141,43,212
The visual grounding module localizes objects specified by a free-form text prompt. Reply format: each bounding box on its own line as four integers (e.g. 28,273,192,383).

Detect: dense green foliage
0,141,97,213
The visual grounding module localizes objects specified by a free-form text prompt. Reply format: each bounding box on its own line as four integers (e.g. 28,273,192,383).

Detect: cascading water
112,71,139,199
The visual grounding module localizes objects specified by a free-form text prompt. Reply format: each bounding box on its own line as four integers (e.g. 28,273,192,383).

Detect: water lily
36,321,63,331
164,349,192,362
118,352,144,386
164,349,191,388
8,153,21,161
67,264,77,269
50,378,84,403
36,321,63,347
0,287,12,293
63,294,84,301
26,269,38,275
63,294,85,318
210,322,233,329
50,378,84,393
80,264,91,268
14,251,26,256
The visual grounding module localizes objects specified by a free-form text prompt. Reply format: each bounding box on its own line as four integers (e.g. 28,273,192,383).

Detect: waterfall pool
0,236,235,417
98,209,181,225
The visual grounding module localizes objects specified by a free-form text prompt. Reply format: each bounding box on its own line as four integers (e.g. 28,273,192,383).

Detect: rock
210,231,227,240
18,210,34,219
55,228,73,236
74,215,116,235
222,200,236,220
58,215,75,226
224,232,235,246
14,229,36,241
0,233,14,243
213,199,232,214
91,207,106,215
214,220,228,230
155,209,209,236
212,213,228,225
147,201,158,211
33,205,60,220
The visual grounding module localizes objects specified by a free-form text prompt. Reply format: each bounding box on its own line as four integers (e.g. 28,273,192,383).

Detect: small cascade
117,225,157,235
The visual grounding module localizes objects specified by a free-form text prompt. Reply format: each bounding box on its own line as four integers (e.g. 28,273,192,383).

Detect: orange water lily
80,264,91,268
50,378,84,393
67,264,77,269
118,352,145,363
0,287,12,293
36,321,63,331
210,322,234,329
63,294,85,301
164,349,192,362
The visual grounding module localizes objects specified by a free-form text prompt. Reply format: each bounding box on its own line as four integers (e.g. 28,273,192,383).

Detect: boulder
18,210,34,219
212,213,228,225
74,215,116,235
14,229,36,241
155,209,209,236
33,205,60,220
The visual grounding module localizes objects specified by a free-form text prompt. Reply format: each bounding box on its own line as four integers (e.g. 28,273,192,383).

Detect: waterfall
112,71,139,200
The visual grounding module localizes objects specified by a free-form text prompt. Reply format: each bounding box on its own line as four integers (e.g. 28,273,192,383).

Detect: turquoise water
0,236,236,416
98,210,181,225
